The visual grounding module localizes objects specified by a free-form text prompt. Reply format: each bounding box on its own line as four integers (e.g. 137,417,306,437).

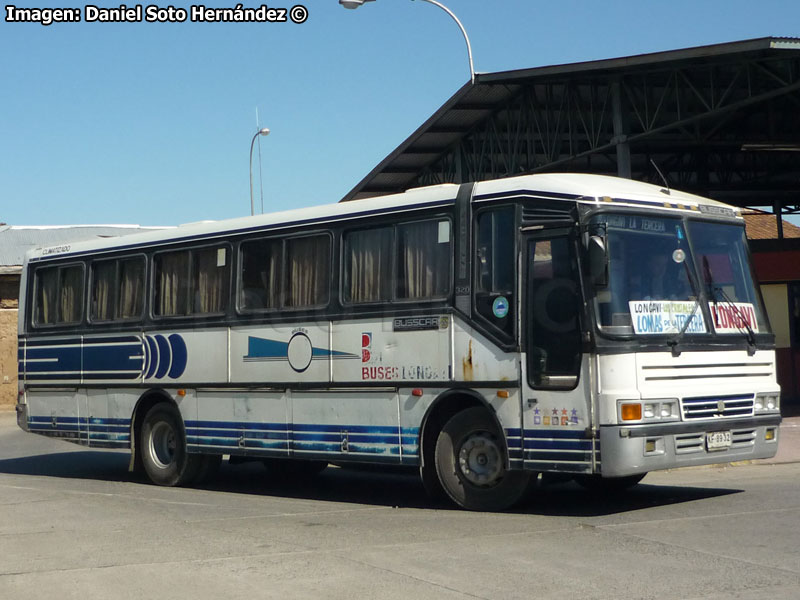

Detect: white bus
16,173,781,510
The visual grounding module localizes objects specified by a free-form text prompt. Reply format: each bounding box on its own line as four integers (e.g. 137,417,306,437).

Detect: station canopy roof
342,37,800,220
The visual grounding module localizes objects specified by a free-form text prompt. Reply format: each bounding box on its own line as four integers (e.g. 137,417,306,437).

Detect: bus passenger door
520,230,595,475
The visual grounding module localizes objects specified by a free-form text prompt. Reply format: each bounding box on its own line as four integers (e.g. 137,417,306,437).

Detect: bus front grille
681,394,754,419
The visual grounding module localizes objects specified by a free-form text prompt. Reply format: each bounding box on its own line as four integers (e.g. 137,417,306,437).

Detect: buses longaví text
16,174,781,510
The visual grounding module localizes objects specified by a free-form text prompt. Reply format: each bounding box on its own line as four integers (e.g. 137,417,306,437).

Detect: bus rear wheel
434,407,529,511
140,402,200,487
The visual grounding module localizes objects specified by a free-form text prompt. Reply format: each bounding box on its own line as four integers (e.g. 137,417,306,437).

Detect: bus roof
25,174,737,263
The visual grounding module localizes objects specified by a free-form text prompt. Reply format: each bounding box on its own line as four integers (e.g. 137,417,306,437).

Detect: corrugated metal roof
0,225,168,267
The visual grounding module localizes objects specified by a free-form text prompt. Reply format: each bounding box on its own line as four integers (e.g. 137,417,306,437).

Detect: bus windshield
688,220,771,335
592,213,769,338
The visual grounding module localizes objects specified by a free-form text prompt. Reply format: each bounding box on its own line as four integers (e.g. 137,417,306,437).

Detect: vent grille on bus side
681,394,755,419
521,206,574,224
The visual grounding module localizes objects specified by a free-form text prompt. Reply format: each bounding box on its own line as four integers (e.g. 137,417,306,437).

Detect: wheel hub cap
149,421,177,469
458,433,503,486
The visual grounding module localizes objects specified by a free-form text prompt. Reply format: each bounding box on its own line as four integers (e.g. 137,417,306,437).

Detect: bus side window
192,247,229,314
35,266,60,325
396,220,451,300
91,260,117,321
91,257,145,322
239,238,281,311
475,207,515,337
118,258,145,319
154,250,191,317
343,227,392,304
286,235,330,308
33,264,84,326
344,219,451,305
154,246,229,317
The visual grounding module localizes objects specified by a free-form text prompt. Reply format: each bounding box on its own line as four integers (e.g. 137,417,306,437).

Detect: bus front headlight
645,399,679,422
620,399,679,423
755,393,780,413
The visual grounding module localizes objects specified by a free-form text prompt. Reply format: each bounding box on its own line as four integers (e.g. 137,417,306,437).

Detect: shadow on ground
0,450,742,517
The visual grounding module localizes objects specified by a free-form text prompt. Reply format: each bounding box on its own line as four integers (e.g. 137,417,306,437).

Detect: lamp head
258,128,270,136
339,0,374,8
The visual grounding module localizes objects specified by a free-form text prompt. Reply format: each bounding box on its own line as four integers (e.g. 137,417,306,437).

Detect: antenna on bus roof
650,159,671,195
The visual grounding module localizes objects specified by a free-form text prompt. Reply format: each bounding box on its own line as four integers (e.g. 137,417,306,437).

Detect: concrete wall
0,309,17,409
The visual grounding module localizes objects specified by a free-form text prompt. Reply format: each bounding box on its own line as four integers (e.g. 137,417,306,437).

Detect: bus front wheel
140,402,200,486
434,407,529,511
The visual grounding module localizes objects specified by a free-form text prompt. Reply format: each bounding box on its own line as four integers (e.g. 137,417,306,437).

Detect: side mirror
588,235,608,287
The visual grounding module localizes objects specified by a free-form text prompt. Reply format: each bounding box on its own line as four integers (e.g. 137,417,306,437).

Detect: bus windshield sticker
709,302,759,334
492,296,510,318
629,300,707,335
438,220,450,244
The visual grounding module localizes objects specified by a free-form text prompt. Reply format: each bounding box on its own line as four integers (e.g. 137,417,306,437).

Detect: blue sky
2,0,798,226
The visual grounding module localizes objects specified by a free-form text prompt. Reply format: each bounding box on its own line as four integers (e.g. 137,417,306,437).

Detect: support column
611,78,632,179
774,198,784,240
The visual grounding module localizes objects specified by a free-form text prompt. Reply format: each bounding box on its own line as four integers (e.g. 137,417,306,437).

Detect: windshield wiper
700,255,757,354
667,248,703,357
667,298,702,357
709,285,758,355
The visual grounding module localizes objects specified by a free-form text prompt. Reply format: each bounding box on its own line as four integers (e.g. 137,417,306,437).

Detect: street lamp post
249,127,270,216
339,0,475,85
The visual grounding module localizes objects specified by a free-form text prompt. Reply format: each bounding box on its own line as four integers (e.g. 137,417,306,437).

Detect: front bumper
599,415,782,477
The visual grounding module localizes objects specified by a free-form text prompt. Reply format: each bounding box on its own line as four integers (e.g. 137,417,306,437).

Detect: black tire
262,458,328,477
420,461,448,503
434,407,530,511
574,473,646,492
140,402,200,487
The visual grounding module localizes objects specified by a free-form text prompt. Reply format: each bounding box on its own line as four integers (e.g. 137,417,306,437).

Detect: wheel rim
148,421,177,469
457,432,503,487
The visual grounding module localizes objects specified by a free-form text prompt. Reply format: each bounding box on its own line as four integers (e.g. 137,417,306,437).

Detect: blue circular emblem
492,296,510,318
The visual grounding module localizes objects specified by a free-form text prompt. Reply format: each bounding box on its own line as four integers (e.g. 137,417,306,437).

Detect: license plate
706,430,732,451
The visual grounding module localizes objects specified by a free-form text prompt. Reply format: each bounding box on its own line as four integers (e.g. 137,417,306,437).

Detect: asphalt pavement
2,406,800,600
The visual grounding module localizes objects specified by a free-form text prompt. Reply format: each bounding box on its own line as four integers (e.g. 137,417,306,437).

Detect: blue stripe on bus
23,374,83,381
24,338,82,347
82,373,143,380
523,439,593,451
23,346,81,372
524,451,593,462
185,420,289,431
517,428,594,467
29,416,130,426
30,423,81,432
21,338,143,377
29,414,420,457
293,423,404,435
186,421,420,458
83,344,143,372
87,432,131,442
